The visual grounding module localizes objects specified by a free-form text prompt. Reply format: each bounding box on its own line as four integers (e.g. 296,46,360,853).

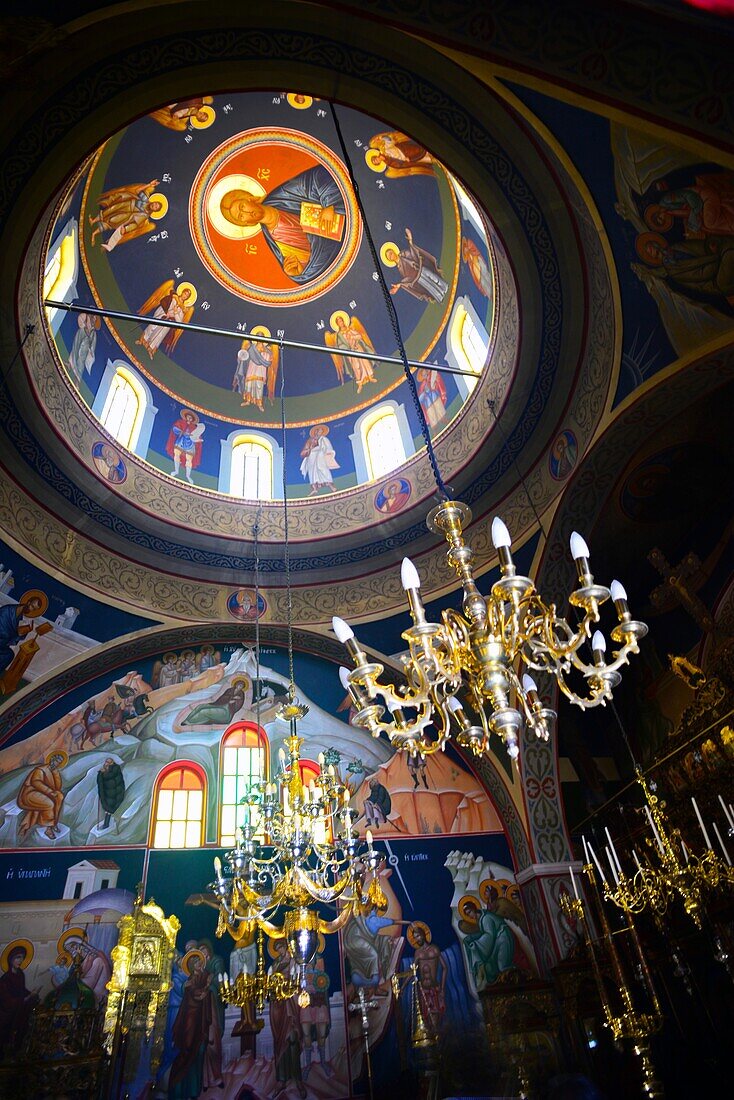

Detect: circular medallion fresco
43,91,498,501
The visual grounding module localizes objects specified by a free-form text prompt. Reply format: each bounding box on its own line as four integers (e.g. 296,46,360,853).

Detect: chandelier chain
278,339,296,696
329,101,449,500
252,492,263,737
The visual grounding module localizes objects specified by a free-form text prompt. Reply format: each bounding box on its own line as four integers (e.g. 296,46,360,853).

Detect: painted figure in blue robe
219,166,346,283
0,593,44,673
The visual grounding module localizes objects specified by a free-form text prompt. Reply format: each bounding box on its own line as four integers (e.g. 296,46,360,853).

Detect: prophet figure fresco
150,97,215,132
407,920,446,1036
218,166,346,284
137,279,196,359
300,425,339,494
233,328,279,410
166,408,205,483
0,590,49,682
461,237,493,298
416,368,447,429
382,229,448,303
168,949,213,1099
91,442,126,485
365,131,434,178
375,478,411,515
325,311,376,392
268,939,306,1098
16,751,66,842
89,179,167,252
68,312,100,377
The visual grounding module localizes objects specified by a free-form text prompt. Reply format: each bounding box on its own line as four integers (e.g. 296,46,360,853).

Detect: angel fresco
461,236,492,298
457,878,533,992
365,131,434,179
149,97,215,132
232,326,279,410
381,229,448,304
89,179,167,252
325,311,376,391
136,279,196,359
300,425,339,495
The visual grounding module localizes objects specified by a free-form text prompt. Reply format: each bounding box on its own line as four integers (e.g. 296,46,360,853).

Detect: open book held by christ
299,201,345,240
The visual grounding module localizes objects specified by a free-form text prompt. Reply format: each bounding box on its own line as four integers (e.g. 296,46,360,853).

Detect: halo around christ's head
205,174,267,240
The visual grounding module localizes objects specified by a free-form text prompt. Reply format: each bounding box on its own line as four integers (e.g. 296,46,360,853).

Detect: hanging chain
252,465,263,737
329,102,449,500
278,338,296,698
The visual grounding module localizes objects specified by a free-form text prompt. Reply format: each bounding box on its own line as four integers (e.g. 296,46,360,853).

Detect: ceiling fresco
45,92,496,501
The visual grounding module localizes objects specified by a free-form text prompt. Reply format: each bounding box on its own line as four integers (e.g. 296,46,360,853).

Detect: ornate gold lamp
334,507,646,760
583,770,734,929
210,708,385,1003
219,926,300,1012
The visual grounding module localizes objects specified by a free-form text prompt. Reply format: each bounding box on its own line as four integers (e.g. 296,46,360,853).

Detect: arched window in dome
219,723,269,846
219,428,282,498
151,762,206,848
230,436,273,499
447,297,490,398
352,401,412,484
43,218,79,336
98,365,147,450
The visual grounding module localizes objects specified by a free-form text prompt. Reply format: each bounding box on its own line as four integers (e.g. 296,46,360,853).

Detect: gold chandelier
210,700,386,1004
334,499,647,760
583,770,734,929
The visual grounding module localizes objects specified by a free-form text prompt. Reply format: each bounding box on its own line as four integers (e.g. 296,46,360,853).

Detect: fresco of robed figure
216,165,346,284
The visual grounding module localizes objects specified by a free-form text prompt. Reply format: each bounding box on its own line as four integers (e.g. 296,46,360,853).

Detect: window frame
150,761,207,849
218,722,269,847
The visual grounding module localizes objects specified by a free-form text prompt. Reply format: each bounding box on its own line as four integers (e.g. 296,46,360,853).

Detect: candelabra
583,771,734,929
210,705,385,1001
218,926,300,1013
561,862,663,1097
334,501,646,760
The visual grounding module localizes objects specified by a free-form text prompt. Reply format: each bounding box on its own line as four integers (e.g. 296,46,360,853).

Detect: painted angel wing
139,278,174,317
495,896,528,934
149,107,188,131
120,217,156,245
324,330,343,374
163,303,194,355
267,344,280,403
350,315,375,352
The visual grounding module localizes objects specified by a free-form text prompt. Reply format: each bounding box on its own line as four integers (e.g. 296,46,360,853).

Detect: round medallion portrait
190,128,361,305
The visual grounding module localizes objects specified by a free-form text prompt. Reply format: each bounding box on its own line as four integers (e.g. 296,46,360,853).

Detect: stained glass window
152,764,205,848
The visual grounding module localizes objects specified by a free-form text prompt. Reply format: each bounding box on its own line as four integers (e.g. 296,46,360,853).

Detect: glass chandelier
334,501,647,760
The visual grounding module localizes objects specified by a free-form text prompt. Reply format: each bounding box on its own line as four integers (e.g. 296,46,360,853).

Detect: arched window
298,759,332,844
362,405,407,482
230,436,274,499
448,298,490,397
220,723,269,846
151,763,206,848
99,365,146,450
44,219,79,335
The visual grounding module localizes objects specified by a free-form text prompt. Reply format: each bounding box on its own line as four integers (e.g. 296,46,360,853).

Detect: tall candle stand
561,862,664,1097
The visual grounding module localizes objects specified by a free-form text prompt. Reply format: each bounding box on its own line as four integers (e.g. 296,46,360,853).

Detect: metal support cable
328,103,449,500
278,340,296,698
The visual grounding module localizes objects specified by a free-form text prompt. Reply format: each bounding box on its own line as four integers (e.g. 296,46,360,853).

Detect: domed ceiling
9,75,617,627
44,92,496,503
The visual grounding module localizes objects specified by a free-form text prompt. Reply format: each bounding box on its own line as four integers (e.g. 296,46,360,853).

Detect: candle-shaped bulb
332,616,354,643
343,789,351,806
447,696,462,713
400,557,421,590
278,747,286,766
491,516,512,549
366,828,374,849
591,630,606,653
318,752,325,767
610,580,627,602
338,666,351,691
570,531,590,561
214,855,222,878
522,673,538,695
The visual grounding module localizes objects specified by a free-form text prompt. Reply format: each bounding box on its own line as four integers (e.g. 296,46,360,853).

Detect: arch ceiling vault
1,2,616,627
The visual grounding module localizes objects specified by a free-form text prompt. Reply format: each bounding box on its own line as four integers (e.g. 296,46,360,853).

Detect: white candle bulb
365,828,373,848
713,821,732,866
645,805,664,853
591,631,606,653
605,846,620,887
332,616,354,643
691,797,713,850
522,673,538,694
338,666,352,691
278,747,286,765
633,849,643,873
718,794,734,832
400,556,421,590
318,752,325,767
570,531,589,560
569,865,579,900
582,835,590,865
605,827,622,874
587,841,608,885
447,696,462,713
491,516,512,549
610,580,627,602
